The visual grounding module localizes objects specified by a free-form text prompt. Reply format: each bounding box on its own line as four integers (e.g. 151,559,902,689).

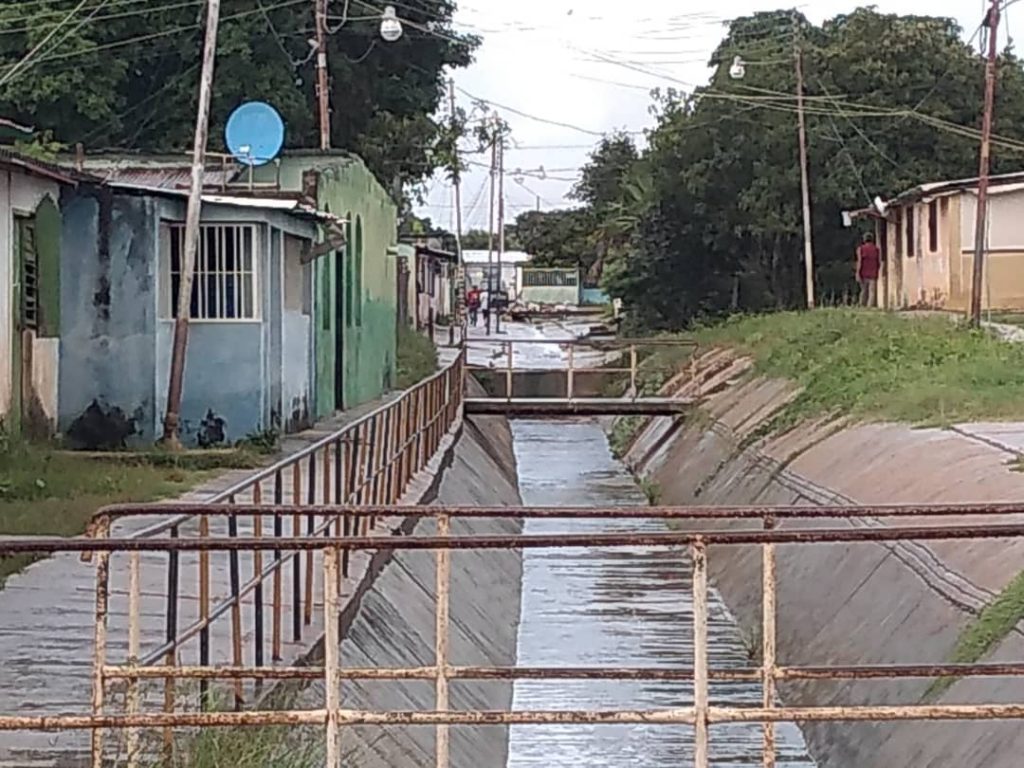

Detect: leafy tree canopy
591,8,1024,330
0,0,478,194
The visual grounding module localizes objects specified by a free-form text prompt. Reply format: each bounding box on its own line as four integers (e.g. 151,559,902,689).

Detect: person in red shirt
856,232,881,308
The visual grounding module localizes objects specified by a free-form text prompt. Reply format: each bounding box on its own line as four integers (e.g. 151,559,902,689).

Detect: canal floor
506,418,817,767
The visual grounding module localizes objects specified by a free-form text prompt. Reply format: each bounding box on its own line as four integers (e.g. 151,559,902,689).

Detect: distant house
858,172,1024,311
518,267,581,306
0,149,76,437
57,169,332,447
463,249,530,301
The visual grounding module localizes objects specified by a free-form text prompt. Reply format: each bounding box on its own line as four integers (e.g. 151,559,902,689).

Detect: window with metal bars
164,224,257,320
16,216,38,331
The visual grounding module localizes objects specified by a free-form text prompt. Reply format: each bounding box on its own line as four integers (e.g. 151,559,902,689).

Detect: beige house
865,172,1024,311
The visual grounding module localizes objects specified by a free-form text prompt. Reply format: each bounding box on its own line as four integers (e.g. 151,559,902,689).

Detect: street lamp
380,6,404,43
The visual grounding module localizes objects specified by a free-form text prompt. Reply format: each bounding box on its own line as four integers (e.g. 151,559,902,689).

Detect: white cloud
416,0,995,232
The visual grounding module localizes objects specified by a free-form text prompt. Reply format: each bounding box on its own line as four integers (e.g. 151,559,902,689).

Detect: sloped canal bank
507,418,816,767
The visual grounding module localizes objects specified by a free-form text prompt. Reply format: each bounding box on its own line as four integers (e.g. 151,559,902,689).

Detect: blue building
57,167,341,448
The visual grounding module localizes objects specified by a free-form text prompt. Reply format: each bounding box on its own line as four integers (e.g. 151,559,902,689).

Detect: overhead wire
0,0,92,86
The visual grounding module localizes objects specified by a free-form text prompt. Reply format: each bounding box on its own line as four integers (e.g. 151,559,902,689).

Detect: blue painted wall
59,188,160,443
60,186,318,447
582,287,610,306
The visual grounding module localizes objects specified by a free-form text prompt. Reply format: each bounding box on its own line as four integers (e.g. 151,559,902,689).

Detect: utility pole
485,113,498,336
971,0,1002,326
315,0,331,150
496,119,505,335
794,39,815,310
161,0,221,447
448,79,465,343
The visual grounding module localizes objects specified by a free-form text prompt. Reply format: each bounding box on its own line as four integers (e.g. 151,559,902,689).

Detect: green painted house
254,152,398,418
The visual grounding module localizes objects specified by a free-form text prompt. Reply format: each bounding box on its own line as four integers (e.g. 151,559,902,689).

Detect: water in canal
506,419,817,767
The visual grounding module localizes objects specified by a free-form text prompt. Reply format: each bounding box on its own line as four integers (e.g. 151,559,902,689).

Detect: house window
894,209,903,257
165,223,257,319
928,200,939,252
15,216,38,331
906,206,916,257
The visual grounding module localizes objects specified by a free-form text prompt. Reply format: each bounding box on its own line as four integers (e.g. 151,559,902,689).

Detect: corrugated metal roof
0,147,78,185
463,249,533,264
89,165,237,190
893,171,1024,203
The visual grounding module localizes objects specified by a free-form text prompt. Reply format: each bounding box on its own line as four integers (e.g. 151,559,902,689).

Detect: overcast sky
413,0,1003,231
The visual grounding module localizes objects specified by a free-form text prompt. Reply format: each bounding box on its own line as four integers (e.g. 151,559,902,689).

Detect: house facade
869,172,1024,311
0,151,73,437
254,153,398,419
57,176,326,448
463,249,530,302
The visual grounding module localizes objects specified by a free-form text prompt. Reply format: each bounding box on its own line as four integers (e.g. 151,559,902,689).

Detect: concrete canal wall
310,403,524,768
619,349,1024,768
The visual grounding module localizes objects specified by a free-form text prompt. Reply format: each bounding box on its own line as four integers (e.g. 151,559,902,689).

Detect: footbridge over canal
2,332,1024,768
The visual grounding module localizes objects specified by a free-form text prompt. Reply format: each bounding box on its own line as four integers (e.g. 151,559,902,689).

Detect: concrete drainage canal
505,418,816,767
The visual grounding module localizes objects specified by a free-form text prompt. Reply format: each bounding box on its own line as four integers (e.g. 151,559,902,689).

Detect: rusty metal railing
465,336,698,401
5,503,1024,767
71,351,465,764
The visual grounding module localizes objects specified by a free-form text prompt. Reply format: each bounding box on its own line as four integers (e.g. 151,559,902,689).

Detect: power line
0,0,92,87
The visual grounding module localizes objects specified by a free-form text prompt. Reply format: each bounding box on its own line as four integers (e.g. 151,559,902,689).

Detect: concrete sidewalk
0,394,402,767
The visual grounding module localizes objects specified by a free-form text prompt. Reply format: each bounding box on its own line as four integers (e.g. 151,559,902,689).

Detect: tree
0,0,479,193
601,9,1024,329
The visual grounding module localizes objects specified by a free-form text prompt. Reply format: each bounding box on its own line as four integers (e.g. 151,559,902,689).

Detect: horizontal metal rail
90,501,1024,523
12,523,1024,554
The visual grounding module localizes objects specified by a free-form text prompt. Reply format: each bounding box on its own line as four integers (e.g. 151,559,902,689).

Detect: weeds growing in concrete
925,569,1024,701
396,325,439,390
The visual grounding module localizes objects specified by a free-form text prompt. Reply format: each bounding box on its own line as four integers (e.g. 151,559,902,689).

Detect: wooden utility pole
794,42,815,310
161,0,221,446
448,79,465,341
485,113,498,336
496,120,505,335
970,0,1002,326
315,0,331,150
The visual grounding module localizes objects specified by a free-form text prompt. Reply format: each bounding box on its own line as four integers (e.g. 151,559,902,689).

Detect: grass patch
396,325,439,390
925,569,1024,700
0,444,262,584
639,476,661,506
169,723,322,768
692,309,1024,426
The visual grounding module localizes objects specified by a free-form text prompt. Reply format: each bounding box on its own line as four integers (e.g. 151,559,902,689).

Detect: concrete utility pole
496,119,505,335
486,113,498,336
315,0,331,150
448,79,465,343
971,0,1002,326
161,0,221,446
794,38,815,310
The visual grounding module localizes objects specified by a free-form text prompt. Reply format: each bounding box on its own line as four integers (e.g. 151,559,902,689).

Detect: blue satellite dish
225,101,285,167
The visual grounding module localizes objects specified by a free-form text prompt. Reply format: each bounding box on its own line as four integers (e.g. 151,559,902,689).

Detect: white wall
0,168,62,423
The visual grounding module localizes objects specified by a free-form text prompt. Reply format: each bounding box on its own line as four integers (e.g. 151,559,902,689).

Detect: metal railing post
162,524,180,762
199,514,211,704
762,517,778,768
90,517,110,768
293,463,303,638
228,497,244,709
125,551,141,768
567,344,575,399
324,546,341,768
506,340,513,401
252,489,264,694
272,472,283,662
630,344,638,399
693,538,709,768
436,513,451,768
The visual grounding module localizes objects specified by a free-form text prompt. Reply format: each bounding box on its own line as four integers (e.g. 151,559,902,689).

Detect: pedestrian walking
856,232,881,308
467,285,481,326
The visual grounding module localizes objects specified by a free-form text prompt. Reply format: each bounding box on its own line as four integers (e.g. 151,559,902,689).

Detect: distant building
396,239,457,334
463,249,531,301
853,171,1024,311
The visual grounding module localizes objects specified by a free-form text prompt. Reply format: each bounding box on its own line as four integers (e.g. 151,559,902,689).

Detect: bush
396,325,439,390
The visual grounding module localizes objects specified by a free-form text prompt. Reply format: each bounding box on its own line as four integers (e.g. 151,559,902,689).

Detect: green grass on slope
693,309,1024,426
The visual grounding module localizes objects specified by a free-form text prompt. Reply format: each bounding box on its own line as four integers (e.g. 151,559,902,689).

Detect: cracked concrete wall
621,349,1024,768
289,407,524,768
